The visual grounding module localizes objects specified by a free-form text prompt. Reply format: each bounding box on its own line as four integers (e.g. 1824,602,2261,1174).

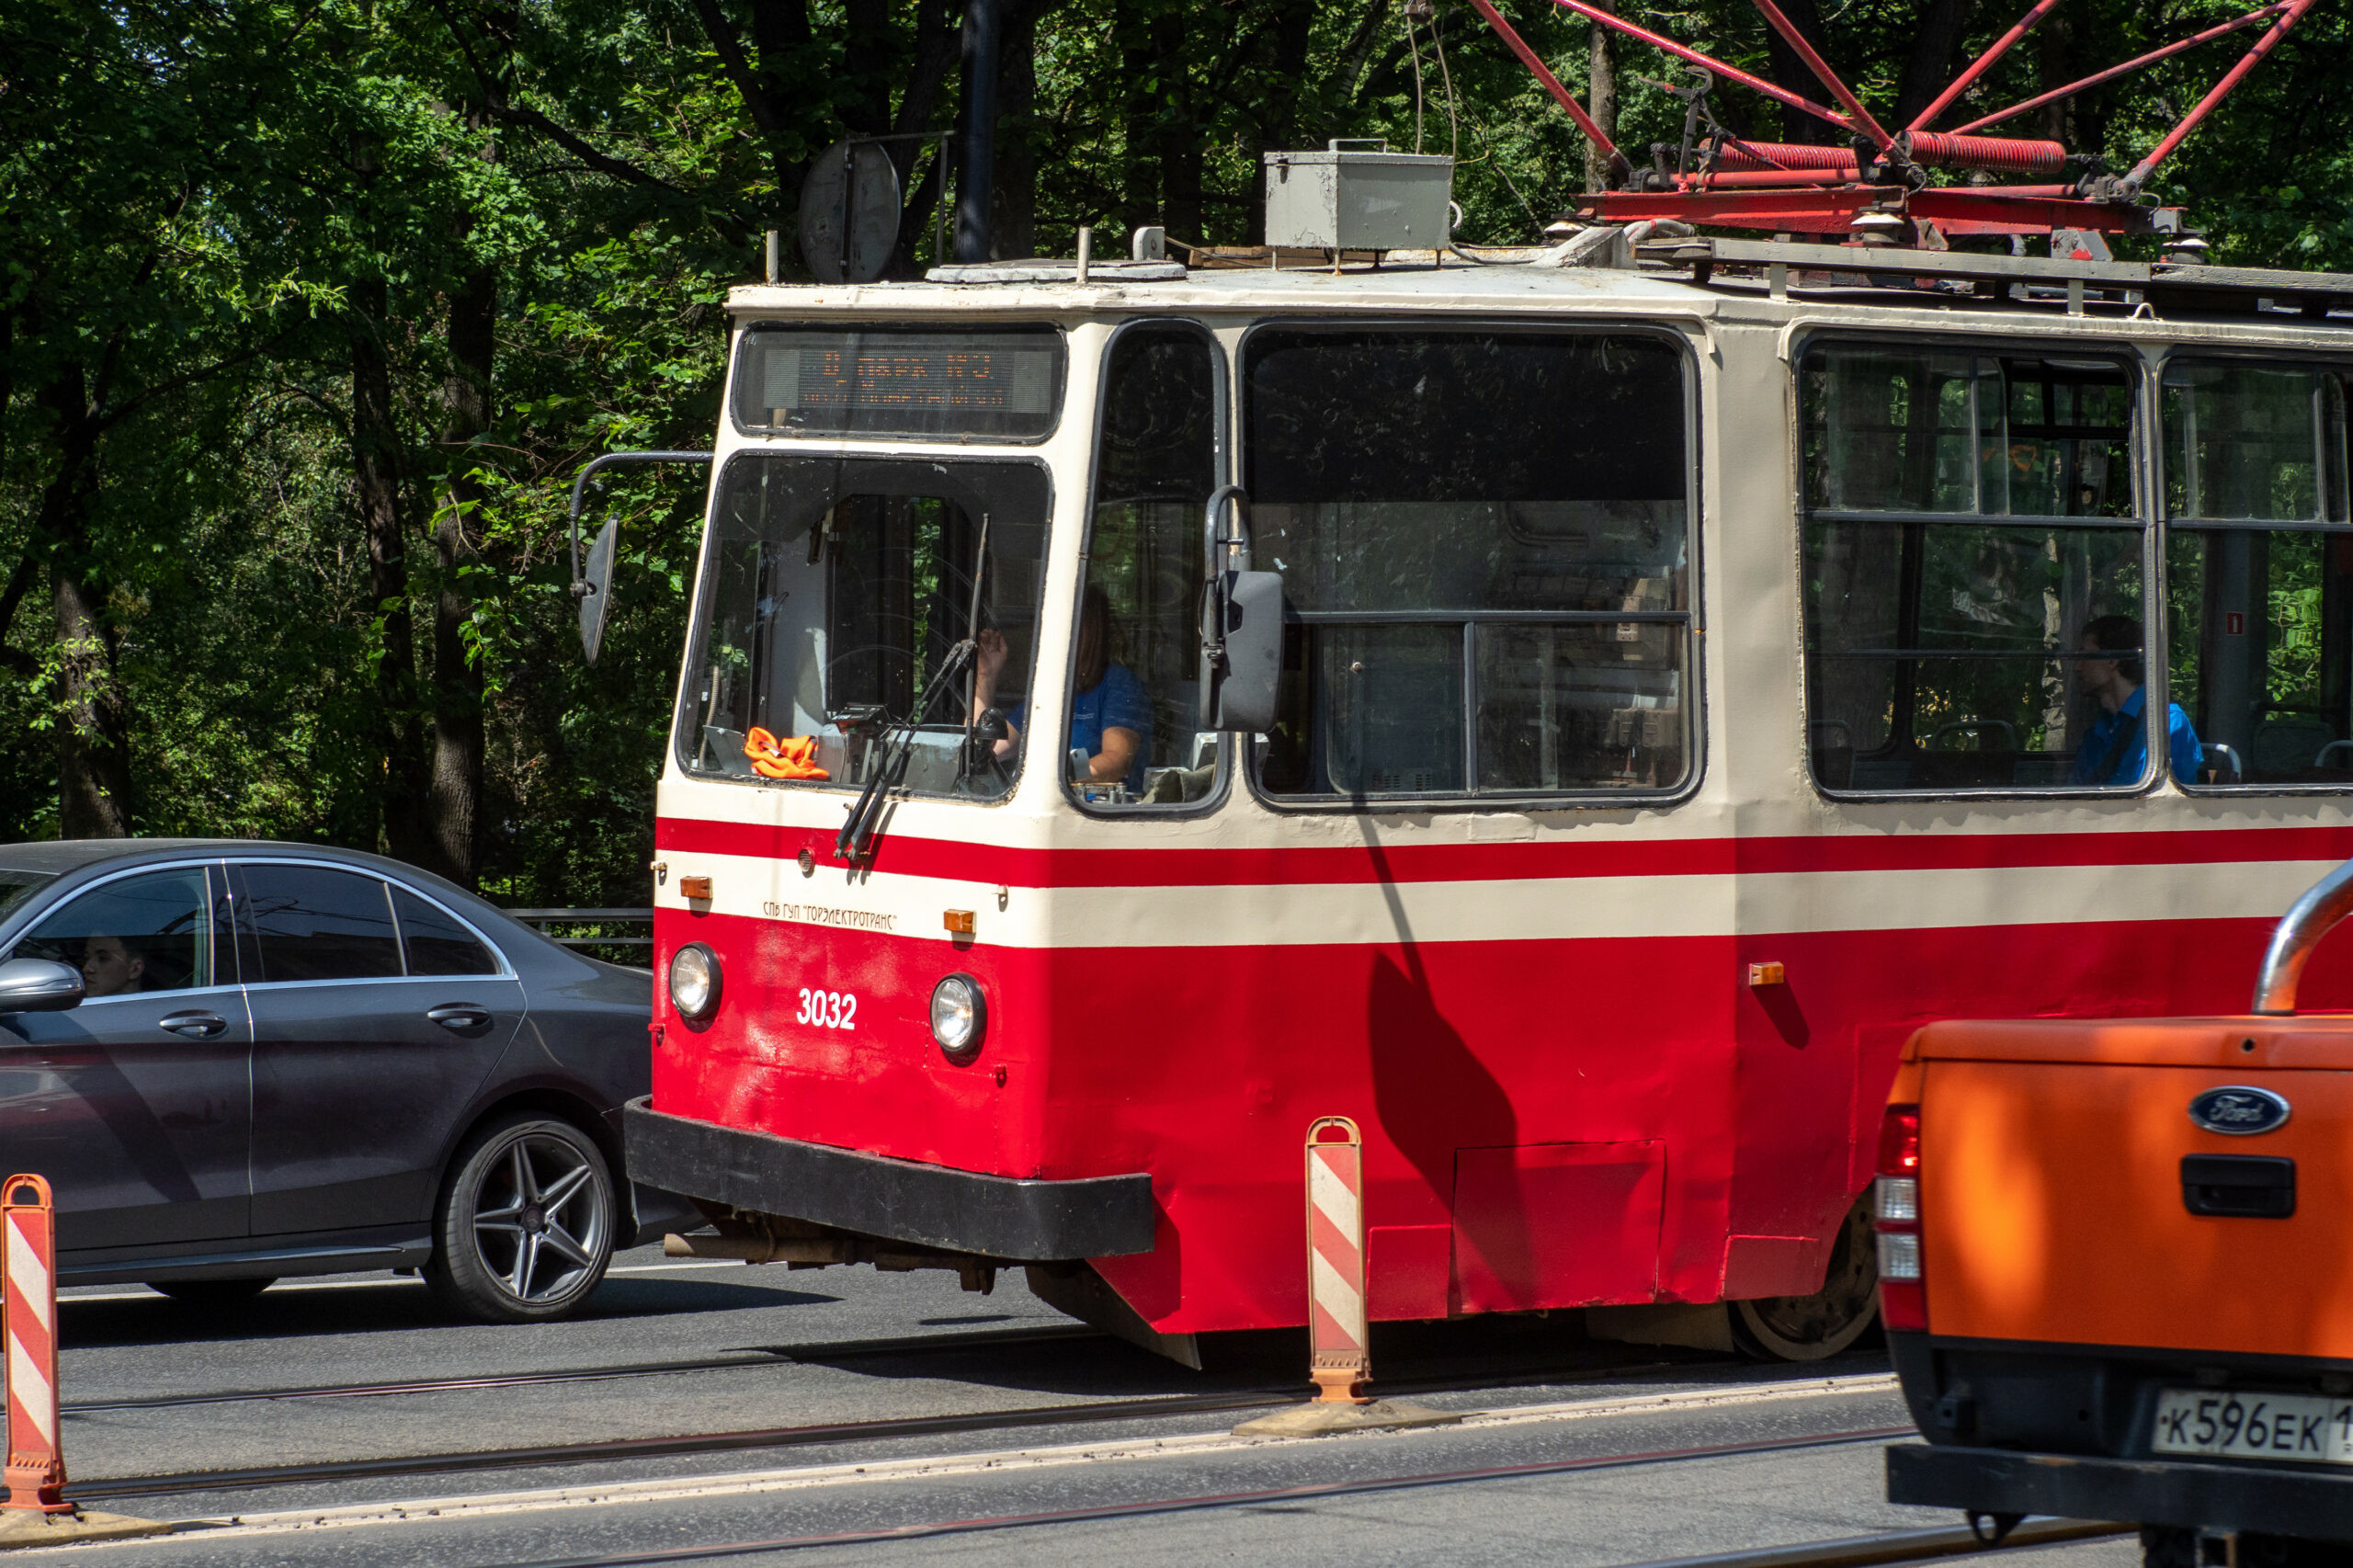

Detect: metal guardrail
504,908,654,951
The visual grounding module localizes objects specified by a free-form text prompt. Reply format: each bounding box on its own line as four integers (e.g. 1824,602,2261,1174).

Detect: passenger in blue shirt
2072,614,2205,786
973,585,1154,791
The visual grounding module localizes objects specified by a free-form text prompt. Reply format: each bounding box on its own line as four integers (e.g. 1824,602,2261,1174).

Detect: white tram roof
725,235,2353,332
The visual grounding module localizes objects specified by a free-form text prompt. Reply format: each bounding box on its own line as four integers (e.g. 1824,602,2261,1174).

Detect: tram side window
1243,330,1693,801
675,456,1051,801
1801,346,2158,793
2164,362,2353,788
1058,324,1223,808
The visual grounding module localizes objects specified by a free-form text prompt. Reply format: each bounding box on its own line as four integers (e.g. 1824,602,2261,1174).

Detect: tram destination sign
739,326,1063,438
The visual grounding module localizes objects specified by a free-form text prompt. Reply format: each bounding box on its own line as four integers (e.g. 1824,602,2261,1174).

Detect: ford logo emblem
2188,1085,2292,1137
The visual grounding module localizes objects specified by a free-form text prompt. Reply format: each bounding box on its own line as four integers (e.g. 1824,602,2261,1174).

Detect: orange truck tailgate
1915,1017,2353,1358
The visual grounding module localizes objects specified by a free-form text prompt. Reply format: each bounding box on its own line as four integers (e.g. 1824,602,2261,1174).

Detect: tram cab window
1242,329,1693,801
2163,361,2353,788
676,455,1051,801
1059,324,1223,809
1801,346,2154,793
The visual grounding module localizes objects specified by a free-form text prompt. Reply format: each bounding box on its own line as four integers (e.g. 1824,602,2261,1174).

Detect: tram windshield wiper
835,640,979,864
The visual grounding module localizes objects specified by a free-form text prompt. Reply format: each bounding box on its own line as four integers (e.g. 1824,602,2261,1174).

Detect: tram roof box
1263,143,1454,252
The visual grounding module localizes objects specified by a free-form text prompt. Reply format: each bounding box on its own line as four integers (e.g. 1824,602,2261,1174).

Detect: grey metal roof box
1263,142,1454,253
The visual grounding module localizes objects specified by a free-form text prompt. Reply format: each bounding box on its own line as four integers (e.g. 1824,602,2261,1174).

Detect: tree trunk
427,261,495,887
992,0,1039,257
1153,7,1200,244
1584,0,1617,192
1761,0,1836,143
34,369,131,838
1121,29,1159,233
35,369,130,837
353,276,431,865
1891,0,1972,133
1247,0,1316,244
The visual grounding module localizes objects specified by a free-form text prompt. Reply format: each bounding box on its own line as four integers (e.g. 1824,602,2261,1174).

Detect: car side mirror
1199,486,1284,734
0,959,84,1013
578,518,619,666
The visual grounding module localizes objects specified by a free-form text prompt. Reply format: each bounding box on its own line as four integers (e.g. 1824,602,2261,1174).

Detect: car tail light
1874,1103,1927,1333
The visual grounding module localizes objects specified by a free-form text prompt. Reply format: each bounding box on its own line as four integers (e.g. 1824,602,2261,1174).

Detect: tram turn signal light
679,875,713,901
943,909,975,936
1873,1103,1927,1332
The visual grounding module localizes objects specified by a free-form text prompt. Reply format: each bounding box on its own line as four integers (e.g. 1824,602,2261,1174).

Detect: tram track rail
61,1324,1100,1415
416,1426,1999,1567
66,1360,1875,1505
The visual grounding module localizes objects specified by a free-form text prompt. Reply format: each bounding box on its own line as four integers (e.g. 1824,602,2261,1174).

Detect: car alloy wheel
427,1114,615,1323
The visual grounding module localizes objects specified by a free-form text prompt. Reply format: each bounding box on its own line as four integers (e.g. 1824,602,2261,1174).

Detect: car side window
392,887,498,977
9,868,213,997
238,864,403,983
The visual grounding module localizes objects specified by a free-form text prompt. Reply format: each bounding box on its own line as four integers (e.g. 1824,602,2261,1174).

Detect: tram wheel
1728,1196,1878,1362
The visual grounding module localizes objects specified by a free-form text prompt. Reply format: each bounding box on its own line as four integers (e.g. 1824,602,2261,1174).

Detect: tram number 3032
796,988,858,1030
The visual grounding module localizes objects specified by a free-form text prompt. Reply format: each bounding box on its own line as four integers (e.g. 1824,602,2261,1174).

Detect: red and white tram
621,234,2353,1362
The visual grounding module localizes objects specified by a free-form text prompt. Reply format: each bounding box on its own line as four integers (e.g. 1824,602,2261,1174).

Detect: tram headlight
930,973,987,1063
668,943,722,1020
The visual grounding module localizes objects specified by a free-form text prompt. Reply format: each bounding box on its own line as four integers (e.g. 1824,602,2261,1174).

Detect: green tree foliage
1,0,2347,903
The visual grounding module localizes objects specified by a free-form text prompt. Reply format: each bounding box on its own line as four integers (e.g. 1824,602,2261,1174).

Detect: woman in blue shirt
2072,614,2204,786
974,585,1154,790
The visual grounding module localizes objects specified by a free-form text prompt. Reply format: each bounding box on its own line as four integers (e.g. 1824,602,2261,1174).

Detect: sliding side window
2164,361,2353,787
1063,323,1227,809
1244,328,1693,802
1801,346,2156,793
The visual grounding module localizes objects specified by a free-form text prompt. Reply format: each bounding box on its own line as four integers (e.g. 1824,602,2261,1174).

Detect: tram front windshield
676,456,1051,800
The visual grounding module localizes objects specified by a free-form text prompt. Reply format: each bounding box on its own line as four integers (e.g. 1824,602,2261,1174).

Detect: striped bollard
4,1175,68,1515
1305,1117,1370,1404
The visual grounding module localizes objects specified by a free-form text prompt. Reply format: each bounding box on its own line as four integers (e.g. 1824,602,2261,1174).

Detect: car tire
426,1113,616,1324
1728,1196,1879,1362
147,1278,276,1307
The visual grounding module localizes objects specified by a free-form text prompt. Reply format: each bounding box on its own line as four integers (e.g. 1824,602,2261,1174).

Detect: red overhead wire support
1746,0,1894,152
1548,0,1857,138
1906,0,2065,132
2123,0,2316,188
1460,0,1624,170
1950,1,2291,135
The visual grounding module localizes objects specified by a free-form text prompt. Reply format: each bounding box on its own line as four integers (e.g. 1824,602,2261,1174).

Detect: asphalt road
2,1249,2130,1568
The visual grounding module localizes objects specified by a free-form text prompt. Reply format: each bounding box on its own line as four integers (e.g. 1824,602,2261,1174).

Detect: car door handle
426,1004,494,1031
159,1011,228,1040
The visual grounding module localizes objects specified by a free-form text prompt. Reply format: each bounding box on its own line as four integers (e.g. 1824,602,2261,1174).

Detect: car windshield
0,870,58,927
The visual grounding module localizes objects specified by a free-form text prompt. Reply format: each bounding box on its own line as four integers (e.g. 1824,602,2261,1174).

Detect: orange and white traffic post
4,1174,68,1515
1304,1116,1370,1404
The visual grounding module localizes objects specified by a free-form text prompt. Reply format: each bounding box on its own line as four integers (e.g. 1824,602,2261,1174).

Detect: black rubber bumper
621,1098,1157,1262
1888,1442,2353,1540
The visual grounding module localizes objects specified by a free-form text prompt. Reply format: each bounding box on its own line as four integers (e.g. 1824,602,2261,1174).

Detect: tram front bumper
622,1097,1157,1262
1887,1441,2353,1540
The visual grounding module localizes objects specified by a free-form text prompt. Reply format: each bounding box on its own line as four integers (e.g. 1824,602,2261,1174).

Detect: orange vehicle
1881,860,2353,1562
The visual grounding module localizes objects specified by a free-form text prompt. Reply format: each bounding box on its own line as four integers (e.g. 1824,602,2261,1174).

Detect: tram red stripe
655,818,2353,888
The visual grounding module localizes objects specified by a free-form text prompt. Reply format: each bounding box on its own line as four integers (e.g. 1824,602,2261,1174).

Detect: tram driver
973,585,1154,791
2072,614,2205,787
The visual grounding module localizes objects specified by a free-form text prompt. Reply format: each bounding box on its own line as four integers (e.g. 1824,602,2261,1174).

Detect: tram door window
1068,324,1224,808
1242,329,1693,801
2163,362,2353,787
675,455,1051,800
1800,347,2151,792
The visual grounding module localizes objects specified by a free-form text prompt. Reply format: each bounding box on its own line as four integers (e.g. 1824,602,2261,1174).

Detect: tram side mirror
1199,485,1282,734
0,959,84,1014
1202,570,1283,733
578,518,619,666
